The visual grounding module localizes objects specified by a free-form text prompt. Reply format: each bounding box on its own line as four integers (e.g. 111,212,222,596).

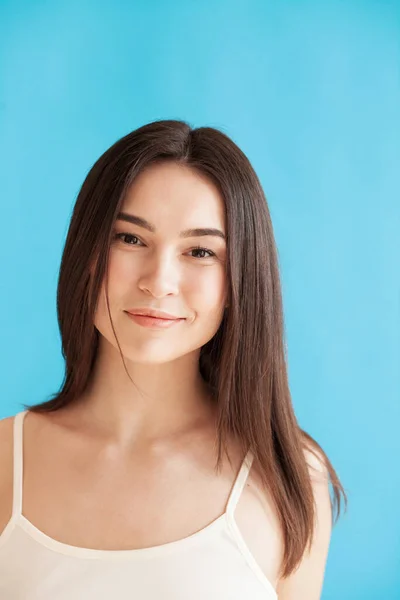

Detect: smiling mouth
125,312,185,329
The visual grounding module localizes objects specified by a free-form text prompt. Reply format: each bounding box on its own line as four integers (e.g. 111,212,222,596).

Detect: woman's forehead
121,162,226,232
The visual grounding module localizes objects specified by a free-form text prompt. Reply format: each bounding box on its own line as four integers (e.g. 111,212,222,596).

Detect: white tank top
0,411,278,599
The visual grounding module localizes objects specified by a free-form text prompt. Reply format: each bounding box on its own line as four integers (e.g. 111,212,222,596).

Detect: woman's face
94,161,228,364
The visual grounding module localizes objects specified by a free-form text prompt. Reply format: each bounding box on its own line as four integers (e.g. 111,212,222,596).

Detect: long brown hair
26,120,347,579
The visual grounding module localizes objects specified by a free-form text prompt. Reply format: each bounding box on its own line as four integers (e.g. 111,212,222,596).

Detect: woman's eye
114,233,142,246
113,234,215,260
189,246,216,259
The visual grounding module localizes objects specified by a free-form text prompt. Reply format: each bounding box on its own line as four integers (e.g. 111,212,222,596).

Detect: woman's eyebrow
117,212,226,240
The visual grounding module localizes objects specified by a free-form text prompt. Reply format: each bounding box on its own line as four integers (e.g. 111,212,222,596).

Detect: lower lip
125,313,184,329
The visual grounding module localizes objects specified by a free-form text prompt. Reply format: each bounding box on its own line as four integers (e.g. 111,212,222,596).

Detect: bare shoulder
303,442,330,483
276,441,333,599
0,415,14,469
0,415,16,534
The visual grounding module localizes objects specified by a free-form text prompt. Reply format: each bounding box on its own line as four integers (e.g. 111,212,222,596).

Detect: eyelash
113,233,216,259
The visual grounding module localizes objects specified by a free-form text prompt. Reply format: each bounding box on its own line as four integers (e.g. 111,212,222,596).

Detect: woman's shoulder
0,410,28,461
0,413,14,433
0,414,16,534
0,413,15,466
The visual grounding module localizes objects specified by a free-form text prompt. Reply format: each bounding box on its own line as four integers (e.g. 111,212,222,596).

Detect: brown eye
114,233,143,246
189,246,216,259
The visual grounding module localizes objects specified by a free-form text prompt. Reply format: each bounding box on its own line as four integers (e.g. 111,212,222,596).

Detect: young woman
0,120,347,599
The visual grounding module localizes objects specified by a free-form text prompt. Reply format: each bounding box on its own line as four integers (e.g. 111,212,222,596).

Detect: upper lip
126,308,184,320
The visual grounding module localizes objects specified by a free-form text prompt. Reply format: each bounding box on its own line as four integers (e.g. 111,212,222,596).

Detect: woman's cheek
188,267,227,310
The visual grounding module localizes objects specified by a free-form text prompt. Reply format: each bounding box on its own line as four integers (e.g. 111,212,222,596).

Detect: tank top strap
226,448,255,517
12,410,27,517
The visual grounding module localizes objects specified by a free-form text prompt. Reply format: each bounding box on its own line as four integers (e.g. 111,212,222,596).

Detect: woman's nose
137,253,180,298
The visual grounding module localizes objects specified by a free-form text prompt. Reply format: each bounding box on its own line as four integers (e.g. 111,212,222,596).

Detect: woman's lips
125,312,185,329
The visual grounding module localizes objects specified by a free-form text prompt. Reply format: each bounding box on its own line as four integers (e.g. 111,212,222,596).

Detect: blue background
0,1,399,598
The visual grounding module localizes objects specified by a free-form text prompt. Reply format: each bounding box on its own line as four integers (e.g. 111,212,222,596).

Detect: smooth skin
0,162,332,597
